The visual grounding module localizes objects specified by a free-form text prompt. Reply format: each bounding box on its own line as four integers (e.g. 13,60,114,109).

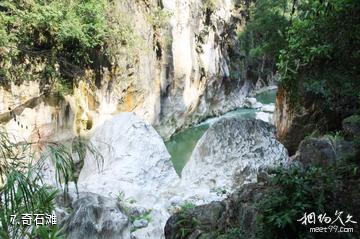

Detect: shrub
0,0,139,92
256,159,360,239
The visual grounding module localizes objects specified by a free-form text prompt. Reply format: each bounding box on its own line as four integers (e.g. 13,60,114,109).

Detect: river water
166,89,277,176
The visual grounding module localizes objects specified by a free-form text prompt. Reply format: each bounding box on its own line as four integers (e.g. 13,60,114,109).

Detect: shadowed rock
61,193,130,239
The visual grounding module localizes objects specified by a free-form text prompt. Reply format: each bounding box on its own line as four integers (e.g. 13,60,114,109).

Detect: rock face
78,112,179,239
274,87,316,155
0,81,74,144
182,118,289,190
292,137,356,168
342,115,360,139
78,112,179,206
274,87,357,155
165,183,267,239
0,0,270,142
60,193,130,239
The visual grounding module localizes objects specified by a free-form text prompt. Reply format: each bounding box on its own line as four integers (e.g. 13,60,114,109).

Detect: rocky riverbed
53,90,287,238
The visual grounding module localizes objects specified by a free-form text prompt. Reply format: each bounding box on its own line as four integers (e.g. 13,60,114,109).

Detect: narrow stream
166,89,277,176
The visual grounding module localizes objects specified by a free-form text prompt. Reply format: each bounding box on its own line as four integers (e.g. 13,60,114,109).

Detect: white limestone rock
182,118,289,190
78,112,180,239
133,219,149,229
78,112,179,206
244,97,263,109
261,103,276,113
256,111,274,124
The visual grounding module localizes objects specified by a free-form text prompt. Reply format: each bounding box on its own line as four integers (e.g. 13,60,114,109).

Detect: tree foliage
0,0,135,91
278,0,360,107
237,0,291,81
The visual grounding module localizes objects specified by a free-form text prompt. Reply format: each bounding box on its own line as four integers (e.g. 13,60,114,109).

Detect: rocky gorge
0,0,270,143
1,0,359,239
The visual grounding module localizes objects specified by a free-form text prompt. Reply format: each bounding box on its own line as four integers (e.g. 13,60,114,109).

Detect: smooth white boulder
256,111,274,124
261,103,275,113
244,97,257,108
77,113,180,239
78,112,179,205
244,97,263,109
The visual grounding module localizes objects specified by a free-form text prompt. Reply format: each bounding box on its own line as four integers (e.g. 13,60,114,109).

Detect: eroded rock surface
292,137,356,168
60,193,131,239
0,0,270,142
165,183,267,239
78,112,179,206
182,118,289,190
78,113,179,239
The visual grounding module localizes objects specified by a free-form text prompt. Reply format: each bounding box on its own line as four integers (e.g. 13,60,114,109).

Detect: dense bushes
236,0,290,82
277,0,360,108
0,0,106,83
240,0,360,111
0,0,140,92
256,157,360,239
0,131,61,238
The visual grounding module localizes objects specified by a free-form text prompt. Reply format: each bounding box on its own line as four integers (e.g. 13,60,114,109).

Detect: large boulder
165,183,267,239
78,112,179,206
292,137,356,168
78,112,179,239
261,103,275,113
181,118,288,191
60,193,130,239
244,97,263,109
256,111,274,124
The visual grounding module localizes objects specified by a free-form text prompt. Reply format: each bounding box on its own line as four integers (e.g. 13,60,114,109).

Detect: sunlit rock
256,111,274,124
182,118,288,190
78,112,179,239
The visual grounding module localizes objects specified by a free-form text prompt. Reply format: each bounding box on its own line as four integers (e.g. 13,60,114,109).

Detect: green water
166,89,277,176
256,89,277,104
165,124,209,175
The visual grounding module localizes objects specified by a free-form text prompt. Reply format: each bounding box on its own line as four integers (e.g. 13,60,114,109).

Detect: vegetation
229,0,287,81
236,0,290,82
130,209,152,224
0,131,61,238
202,0,217,12
0,0,138,92
0,131,102,238
256,157,360,239
43,137,103,205
0,0,103,82
239,0,360,111
174,202,200,239
278,0,360,109
344,115,360,124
